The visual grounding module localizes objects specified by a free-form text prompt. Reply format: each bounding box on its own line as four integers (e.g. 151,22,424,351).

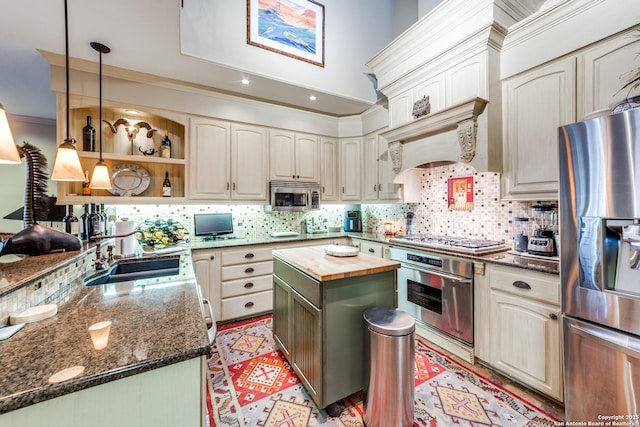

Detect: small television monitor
194,213,234,237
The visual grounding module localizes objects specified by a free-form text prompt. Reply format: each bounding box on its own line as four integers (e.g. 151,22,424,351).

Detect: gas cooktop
390,234,507,255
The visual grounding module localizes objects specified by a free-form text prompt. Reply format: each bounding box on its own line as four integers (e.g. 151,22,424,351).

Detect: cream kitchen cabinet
219,246,273,321
579,28,640,119
191,249,220,305
339,137,362,201
189,118,268,201
269,130,320,182
320,137,338,201
502,57,576,201
351,237,390,258
475,263,563,402
363,132,401,202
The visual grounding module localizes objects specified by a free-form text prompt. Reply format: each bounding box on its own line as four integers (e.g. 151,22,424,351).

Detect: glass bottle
82,170,91,196
162,171,171,197
89,204,101,239
99,204,108,235
160,130,171,158
83,116,95,152
62,205,79,237
80,204,91,242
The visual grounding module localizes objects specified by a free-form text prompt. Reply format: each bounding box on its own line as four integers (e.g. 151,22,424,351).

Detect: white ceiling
0,0,442,121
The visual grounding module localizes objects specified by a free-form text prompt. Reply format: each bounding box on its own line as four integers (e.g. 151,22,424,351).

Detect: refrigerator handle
568,319,640,357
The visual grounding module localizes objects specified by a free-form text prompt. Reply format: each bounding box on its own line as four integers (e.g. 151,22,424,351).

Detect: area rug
206,314,561,427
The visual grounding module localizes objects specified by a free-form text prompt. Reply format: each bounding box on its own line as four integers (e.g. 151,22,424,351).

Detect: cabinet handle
226,182,230,190
512,280,531,290
244,282,254,289
245,267,254,273
245,253,255,258
244,301,254,308
322,186,325,193
233,182,236,190
373,185,376,191
368,248,375,253
549,313,558,320
342,186,345,193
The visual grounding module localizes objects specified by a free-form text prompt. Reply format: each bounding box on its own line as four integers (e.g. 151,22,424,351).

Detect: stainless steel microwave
269,181,320,211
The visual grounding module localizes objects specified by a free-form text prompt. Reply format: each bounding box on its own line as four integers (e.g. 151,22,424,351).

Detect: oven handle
399,263,472,285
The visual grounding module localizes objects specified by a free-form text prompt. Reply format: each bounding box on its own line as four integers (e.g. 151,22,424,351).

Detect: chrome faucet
91,230,143,270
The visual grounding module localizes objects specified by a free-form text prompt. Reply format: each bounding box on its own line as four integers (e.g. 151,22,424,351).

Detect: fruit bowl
136,219,188,248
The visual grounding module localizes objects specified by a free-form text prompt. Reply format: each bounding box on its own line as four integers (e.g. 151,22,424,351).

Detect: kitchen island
0,251,210,427
272,245,400,412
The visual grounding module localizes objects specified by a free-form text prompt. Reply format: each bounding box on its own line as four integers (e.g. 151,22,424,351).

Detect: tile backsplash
113,163,555,246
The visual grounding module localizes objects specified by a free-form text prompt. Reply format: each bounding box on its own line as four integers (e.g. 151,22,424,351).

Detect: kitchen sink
84,255,181,286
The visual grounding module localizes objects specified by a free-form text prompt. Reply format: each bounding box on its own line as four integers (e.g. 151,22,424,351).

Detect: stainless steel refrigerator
559,107,640,421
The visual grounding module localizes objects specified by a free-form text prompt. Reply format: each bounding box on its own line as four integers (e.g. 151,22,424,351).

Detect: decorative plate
324,245,359,257
108,163,150,197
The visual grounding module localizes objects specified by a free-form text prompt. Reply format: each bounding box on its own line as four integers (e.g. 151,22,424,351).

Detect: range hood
381,97,490,182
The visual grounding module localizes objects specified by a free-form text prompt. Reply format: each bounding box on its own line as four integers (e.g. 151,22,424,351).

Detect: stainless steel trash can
363,306,415,427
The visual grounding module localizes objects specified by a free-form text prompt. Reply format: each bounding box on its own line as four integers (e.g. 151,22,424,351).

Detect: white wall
0,114,57,233
180,0,419,107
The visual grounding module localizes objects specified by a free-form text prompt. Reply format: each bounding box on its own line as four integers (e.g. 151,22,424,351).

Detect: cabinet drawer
488,264,560,305
221,275,272,298
360,242,384,257
221,290,272,320
222,247,272,265
221,260,273,281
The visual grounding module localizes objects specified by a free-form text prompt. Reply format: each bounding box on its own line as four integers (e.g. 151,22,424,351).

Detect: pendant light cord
98,51,103,161
64,0,70,144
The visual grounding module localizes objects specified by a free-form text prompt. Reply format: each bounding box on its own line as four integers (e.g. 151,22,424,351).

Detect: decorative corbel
389,140,403,174
456,118,478,163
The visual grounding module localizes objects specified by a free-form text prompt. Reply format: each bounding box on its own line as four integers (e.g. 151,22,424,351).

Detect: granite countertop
273,245,400,282
0,252,210,414
350,232,560,275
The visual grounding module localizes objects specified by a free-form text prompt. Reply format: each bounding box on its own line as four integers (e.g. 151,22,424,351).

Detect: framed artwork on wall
447,176,474,211
246,0,325,67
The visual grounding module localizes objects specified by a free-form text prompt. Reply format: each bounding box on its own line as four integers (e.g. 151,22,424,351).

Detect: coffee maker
527,204,557,256
343,204,362,232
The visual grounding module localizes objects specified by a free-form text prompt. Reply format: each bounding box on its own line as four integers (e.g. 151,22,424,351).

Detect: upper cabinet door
579,29,640,119
502,57,576,200
189,118,231,200
339,137,362,201
232,124,268,201
294,133,319,182
320,137,338,201
269,130,296,181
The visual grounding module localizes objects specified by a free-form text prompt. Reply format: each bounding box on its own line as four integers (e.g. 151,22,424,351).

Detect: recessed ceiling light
309,95,317,101
125,109,139,115
241,78,250,85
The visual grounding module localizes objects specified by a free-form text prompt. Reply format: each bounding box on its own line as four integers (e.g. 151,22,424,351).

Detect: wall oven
390,247,474,345
269,181,320,211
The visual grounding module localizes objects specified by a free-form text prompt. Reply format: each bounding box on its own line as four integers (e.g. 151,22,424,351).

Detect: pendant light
51,0,85,181
88,41,112,190
0,104,21,164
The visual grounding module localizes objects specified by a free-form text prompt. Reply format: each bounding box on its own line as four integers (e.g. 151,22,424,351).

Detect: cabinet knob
244,301,254,308
210,255,214,260
245,267,255,273
368,248,375,253
245,253,255,258
292,175,295,179
512,280,531,290
549,313,558,320
244,282,254,289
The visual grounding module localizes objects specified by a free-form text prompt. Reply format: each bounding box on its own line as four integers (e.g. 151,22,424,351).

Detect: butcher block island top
272,245,400,281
